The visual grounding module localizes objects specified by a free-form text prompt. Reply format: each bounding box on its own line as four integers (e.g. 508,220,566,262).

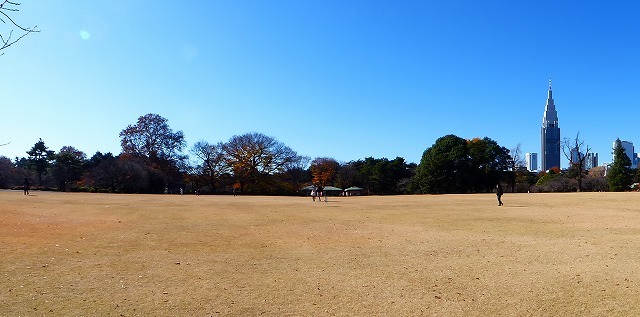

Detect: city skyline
2,1,640,166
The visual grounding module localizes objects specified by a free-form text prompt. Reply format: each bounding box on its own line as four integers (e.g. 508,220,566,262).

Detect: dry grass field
2,190,640,316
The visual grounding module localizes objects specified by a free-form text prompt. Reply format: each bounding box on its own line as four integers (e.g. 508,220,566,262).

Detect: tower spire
541,79,560,171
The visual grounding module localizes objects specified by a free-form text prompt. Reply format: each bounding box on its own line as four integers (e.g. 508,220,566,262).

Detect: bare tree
562,132,591,192
510,143,526,169
335,161,357,189
0,1,39,54
191,141,229,191
119,114,187,192
119,114,186,163
223,132,302,192
507,143,526,192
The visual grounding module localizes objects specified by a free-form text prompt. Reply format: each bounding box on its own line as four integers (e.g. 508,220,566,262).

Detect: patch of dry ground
2,191,640,316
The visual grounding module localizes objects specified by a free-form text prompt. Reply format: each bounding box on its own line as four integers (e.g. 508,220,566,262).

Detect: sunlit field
2,190,640,316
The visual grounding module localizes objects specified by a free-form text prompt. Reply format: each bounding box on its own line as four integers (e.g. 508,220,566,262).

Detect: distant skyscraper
570,147,580,165
541,80,560,171
585,153,598,170
525,153,538,172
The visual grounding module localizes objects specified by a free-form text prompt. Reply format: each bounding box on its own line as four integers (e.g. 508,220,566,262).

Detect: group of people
310,185,326,202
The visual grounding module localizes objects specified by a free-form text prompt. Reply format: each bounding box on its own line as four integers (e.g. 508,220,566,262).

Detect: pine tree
27,139,55,186
608,139,633,192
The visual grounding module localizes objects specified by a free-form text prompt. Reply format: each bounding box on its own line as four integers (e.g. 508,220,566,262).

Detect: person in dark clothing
23,178,30,195
316,185,323,202
495,183,503,206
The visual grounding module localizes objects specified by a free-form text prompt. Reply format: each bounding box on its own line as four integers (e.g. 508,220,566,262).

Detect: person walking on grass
316,185,323,202
495,183,504,206
23,177,30,195
311,185,317,201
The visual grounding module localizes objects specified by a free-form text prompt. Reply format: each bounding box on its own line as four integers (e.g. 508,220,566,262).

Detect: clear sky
2,1,640,167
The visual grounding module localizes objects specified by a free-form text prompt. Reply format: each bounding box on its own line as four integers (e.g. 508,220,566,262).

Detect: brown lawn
1,190,640,316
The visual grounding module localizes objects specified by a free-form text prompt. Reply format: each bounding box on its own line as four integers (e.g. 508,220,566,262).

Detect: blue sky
2,1,640,167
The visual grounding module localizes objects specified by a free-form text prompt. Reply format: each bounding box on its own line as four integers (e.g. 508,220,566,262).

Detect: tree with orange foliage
311,157,338,187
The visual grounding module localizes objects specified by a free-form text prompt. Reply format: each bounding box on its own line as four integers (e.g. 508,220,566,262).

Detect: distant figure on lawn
23,178,30,195
310,185,317,201
495,183,504,206
316,185,324,202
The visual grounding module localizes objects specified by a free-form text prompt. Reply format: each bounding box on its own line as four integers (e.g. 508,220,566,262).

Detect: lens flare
79,30,91,40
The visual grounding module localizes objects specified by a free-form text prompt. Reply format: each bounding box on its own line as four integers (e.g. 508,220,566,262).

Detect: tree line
1,114,637,194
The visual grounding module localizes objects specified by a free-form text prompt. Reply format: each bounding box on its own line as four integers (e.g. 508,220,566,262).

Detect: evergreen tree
467,137,511,193
608,139,633,192
27,138,55,186
414,134,471,194
352,157,412,195
52,146,86,191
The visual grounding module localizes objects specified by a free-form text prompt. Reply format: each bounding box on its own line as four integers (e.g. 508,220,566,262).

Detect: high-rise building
585,153,598,169
525,152,538,172
541,80,561,171
570,147,581,165
571,148,598,170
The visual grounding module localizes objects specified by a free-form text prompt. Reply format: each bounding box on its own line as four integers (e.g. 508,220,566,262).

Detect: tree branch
0,0,39,53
